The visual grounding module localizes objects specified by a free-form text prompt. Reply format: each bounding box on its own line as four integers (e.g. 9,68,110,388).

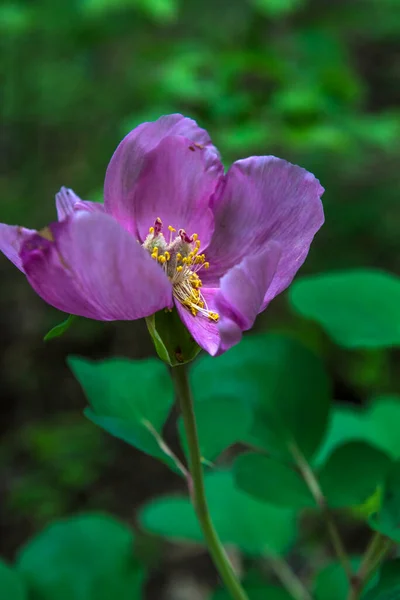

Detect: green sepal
44,314,77,341
146,308,201,367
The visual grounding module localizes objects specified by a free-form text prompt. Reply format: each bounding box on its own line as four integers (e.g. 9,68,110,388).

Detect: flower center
143,218,219,322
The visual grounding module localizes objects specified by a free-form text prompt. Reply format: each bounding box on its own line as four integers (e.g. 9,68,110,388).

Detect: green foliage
370,462,400,542
212,583,292,600
318,442,391,508
191,334,331,462
68,356,182,472
316,395,400,465
17,514,144,600
234,442,390,510
139,470,297,555
0,560,27,600
363,560,400,600
179,396,252,464
289,271,400,349
44,315,77,341
234,453,314,509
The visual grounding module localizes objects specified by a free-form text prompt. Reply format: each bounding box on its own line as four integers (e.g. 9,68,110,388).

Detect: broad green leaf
316,396,400,466
191,334,331,462
318,442,392,508
212,583,292,600
370,462,400,542
363,560,400,600
139,470,296,555
313,559,377,600
44,315,77,341
17,514,145,600
314,562,350,600
234,453,314,508
289,270,400,349
0,560,27,600
68,357,180,473
179,397,252,464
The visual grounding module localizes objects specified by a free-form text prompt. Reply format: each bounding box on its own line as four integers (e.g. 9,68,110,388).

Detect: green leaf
289,270,400,349
316,396,400,466
139,470,297,555
363,560,400,600
212,583,292,600
179,397,252,464
318,442,392,508
234,453,314,508
314,558,377,600
192,334,331,462
68,357,181,473
314,562,351,600
17,514,145,600
0,560,27,600
44,315,77,341
370,462,400,542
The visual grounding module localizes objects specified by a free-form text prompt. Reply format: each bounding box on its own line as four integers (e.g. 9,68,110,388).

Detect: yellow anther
192,233,198,241
164,251,170,261
195,240,201,248
158,255,166,264
209,312,219,322
176,265,183,272
204,262,210,269
149,226,155,234
168,225,176,232
176,253,182,262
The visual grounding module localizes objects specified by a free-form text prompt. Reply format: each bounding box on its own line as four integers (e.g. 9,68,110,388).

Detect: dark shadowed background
1,0,399,597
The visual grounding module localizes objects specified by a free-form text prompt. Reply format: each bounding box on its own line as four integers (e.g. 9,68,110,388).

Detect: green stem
348,533,393,600
171,365,249,600
269,555,313,600
290,443,353,583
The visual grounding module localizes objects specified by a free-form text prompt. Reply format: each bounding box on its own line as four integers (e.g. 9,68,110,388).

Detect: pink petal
21,212,172,320
204,156,324,307
133,136,223,245
175,288,221,356
0,223,36,272
176,243,280,356
56,187,104,221
104,114,220,232
215,242,281,352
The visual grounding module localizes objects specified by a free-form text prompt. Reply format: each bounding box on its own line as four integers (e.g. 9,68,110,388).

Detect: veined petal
0,223,36,272
133,136,223,245
205,156,324,306
177,243,281,356
56,187,104,221
21,212,172,320
104,113,220,232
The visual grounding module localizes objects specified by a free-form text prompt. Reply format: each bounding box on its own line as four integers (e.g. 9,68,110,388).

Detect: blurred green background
0,0,399,596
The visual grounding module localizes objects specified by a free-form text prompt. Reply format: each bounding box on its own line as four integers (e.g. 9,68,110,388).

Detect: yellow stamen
168,225,176,232
149,226,155,234
192,233,198,241
164,251,170,261
176,265,183,272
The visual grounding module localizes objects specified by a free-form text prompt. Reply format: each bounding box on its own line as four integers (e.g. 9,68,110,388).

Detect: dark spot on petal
188,145,196,151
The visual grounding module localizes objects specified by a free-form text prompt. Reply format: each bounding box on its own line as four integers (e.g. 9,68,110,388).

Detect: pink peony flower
0,114,324,355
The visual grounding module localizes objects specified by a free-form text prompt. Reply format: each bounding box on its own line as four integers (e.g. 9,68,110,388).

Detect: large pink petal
0,223,36,273
133,136,223,245
104,114,220,232
56,187,104,221
204,156,324,307
21,212,172,320
176,243,280,356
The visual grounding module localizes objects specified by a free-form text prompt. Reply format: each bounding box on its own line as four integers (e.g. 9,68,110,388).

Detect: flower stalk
171,364,249,600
